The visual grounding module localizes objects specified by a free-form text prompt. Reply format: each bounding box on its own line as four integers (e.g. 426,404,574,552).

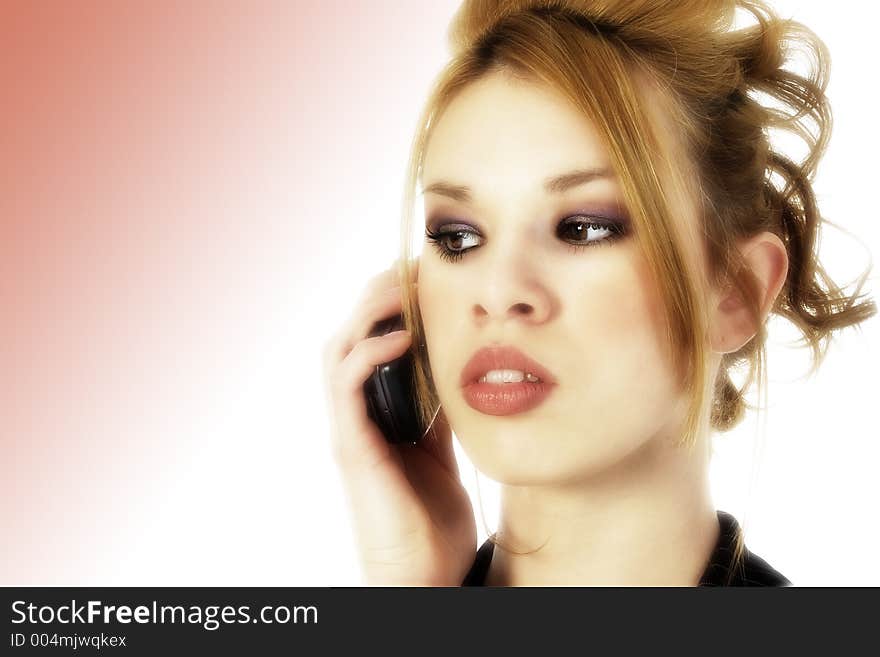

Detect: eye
424,225,482,263
424,215,628,263
557,216,628,252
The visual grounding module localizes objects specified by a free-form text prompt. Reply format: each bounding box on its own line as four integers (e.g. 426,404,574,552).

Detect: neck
485,429,719,586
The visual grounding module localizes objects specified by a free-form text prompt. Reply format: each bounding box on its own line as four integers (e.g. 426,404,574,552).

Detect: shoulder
705,510,792,587
700,510,792,586
739,550,792,587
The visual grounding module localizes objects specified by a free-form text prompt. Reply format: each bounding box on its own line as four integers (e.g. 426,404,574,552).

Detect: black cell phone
362,314,427,445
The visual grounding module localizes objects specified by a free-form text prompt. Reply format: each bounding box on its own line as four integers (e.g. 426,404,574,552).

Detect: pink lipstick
460,345,557,416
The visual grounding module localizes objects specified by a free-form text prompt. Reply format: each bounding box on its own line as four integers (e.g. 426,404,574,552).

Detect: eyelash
424,217,628,263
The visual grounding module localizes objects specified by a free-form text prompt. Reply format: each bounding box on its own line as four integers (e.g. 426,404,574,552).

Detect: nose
471,248,553,327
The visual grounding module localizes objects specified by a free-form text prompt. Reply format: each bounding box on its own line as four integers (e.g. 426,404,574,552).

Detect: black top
461,510,791,586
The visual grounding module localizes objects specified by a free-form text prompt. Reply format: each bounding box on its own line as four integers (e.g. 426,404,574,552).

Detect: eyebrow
420,167,614,203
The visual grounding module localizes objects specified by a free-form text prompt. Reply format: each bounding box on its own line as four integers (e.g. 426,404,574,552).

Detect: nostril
473,305,489,318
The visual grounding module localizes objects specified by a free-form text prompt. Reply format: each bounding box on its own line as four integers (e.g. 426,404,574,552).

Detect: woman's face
418,71,701,485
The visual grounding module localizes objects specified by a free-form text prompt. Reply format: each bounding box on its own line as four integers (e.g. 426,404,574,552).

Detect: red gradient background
0,0,460,584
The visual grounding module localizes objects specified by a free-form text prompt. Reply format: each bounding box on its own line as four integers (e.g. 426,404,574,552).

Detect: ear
709,232,789,354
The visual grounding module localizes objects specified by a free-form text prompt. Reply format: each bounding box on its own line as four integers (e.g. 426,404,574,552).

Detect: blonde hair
395,0,876,584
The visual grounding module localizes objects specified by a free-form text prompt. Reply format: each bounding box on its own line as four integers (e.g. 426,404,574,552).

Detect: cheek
631,254,668,345
573,254,674,395
585,255,664,351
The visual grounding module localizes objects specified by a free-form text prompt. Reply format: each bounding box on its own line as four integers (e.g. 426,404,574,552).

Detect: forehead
422,72,613,196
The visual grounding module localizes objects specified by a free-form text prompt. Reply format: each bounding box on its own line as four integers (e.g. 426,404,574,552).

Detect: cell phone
362,313,427,445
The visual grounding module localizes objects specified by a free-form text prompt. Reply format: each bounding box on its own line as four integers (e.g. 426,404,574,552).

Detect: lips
459,345,557,416
459,345,557,388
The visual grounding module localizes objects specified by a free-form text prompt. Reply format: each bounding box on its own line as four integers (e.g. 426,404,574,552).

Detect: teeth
478,369,541,384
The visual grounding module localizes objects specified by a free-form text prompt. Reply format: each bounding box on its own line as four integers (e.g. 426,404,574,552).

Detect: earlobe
709,232,789,354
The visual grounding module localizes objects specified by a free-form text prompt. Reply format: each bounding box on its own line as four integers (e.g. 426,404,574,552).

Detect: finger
358,258,419,299
353,259,417,312
350,265,420,344
328,330,413,468
336,284,417,361
359,267,399,305
324,260,419,387
352,285,406,338
323,326,356,378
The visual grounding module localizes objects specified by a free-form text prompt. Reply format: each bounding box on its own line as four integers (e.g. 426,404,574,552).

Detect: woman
322,0,875,586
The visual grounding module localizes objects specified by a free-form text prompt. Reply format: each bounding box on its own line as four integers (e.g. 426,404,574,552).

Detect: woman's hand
322,258,477,586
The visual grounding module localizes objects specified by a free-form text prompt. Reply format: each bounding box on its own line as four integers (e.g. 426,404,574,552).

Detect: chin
455,421,659,487
454,428,580,484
